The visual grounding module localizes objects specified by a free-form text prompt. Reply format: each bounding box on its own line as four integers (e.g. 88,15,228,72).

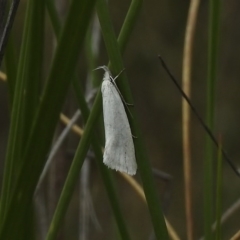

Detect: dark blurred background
1,0,240,239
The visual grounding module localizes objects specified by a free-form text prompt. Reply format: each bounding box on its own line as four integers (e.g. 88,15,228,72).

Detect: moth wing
101,81,137,175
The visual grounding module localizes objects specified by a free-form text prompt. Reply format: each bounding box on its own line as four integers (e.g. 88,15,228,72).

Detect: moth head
93,65,110,73
93,65,112,82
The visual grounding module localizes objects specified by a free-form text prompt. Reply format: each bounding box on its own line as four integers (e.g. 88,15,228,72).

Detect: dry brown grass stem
0,72,180,240
60,113,181,240
182,0,200,239
230,230,240,240
0,71,7,81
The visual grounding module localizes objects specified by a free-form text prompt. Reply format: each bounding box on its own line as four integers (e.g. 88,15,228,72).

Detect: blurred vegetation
1,0,240,239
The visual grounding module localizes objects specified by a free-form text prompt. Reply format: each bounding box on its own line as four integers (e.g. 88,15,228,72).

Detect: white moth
96,66,137,175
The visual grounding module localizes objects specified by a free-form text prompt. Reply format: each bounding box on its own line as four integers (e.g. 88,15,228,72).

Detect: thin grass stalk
199,198,240,240
72,78,132,240
218,198,240,226
79,18,99,240
0,0,44,223
0,0,8,39
21,0,44,142
0,0,20,65
46,0,168,236
1,4,28,220
45,94,102,240
60,114,181,240
35,193,48,239
230,230,240,240
117,0,143,53
45,2,131,238
0,70,6,80
79,159,90,240
0,0,96,238
182,0,200,239
21,2,45,238
96,0,169,238
85,16,99,88
60,113,84,135
215,136,223,240
47,1,66,233
1,0,44,237
34,110,81,196
204,0,221,239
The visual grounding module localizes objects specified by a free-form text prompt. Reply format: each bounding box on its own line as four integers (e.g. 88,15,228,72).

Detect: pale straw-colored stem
0,73,180,239
0,71,7,81
60,114,181,240
182,0,200,239
230,230,240,240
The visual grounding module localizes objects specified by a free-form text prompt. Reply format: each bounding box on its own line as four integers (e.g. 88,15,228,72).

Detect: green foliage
1,0,168,239
1,0,234,239
204,0,222,239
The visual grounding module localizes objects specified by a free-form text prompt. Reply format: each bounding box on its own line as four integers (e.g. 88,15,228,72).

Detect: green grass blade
204,0,221,239
45,2,131,238
0,0,44,223
18,1,45,238
96,0,169,238
0,0,96,238
21,0,45,143
46,0,61,34
46,82,128,240
73,78,132,240
84,15,100,87
118,0,143,53
45,92,101,240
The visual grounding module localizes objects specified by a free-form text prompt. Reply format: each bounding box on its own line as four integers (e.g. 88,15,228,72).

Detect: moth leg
132,134,137,139
110,69,135,118
111,81,134,117
112,68,125,81
111,72,134,107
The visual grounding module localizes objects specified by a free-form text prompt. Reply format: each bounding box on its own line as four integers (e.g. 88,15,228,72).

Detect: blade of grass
46,0,168,237
60,113,181,240
1,0,44,238
45,92,101,240
0,0,20,66
45,1,132,238
117,0,143,53
19,1,45,239
21,0,45,143
0,0,8,39
199,197,240,239
73,78,131,240
230,230,240,240
46,84,132,239
85,17,99,87
215,136,223,240
182,0,200,239
0,0,44,223
0,0,96,238
96,0,169,239
204,0,221,239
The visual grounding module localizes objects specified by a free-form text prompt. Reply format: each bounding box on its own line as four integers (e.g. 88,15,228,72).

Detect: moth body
100,67,137,175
